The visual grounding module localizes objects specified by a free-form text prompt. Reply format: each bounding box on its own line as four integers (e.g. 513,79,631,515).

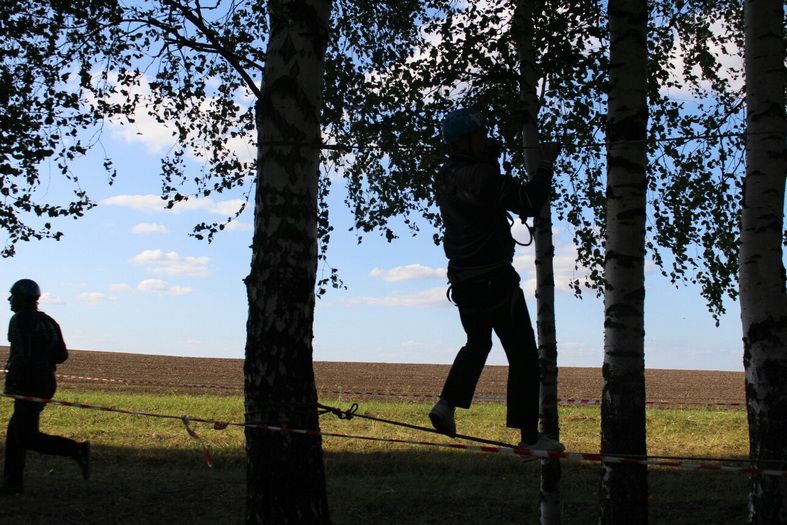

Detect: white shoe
518,434,565,452
428,398,456,437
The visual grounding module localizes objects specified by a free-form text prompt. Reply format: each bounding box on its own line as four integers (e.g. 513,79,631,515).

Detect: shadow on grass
0,444,748,525
326,450,749,525
0,444,245,525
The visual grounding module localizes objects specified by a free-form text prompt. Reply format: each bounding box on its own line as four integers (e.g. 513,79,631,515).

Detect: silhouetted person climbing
429,108,565,452
1,279,90,495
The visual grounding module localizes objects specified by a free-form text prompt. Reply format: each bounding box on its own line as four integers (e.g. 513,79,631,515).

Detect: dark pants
441,266,539,439
3,399,78,488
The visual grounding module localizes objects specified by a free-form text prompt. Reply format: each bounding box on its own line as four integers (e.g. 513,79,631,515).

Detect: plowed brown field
0,347,745,406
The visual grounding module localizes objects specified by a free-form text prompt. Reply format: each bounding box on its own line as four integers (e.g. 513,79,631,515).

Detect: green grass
0,388,750,524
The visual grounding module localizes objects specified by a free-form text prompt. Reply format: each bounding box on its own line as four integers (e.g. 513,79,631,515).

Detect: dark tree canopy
1,0,777,317
0,0,124,255
327,0,767,321
0,0,432,285
0,0,263,254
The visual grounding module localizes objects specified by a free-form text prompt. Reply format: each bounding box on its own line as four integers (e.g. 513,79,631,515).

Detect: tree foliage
332,0,772,321
0,0,263,255
0,0,125,255
0,0,434,288
646,0,748,319
2,0,763,318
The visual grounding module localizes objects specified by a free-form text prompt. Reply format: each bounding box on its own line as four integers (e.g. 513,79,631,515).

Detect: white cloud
99,73,257,162
660,21,743,101
370,264,447,282
111,107,175,155
102,194,245,217
164,198,216,213
210,199,247,216
39,292,65,305
513,239,588,296
341,287,449,308
102,194,168,212
132,249,211,277
109,283,131,292
132,222,168,234
136,279,192,296
224,221,253,232
97,73,174,153
78,292,117,305
392,1,509,105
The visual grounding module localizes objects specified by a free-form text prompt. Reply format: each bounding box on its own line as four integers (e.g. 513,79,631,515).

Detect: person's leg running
492,285,540,442
12,401,79,458
3,400,38,489
26,424,80,458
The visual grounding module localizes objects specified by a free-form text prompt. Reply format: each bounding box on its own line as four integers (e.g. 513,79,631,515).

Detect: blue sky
0,108,749,372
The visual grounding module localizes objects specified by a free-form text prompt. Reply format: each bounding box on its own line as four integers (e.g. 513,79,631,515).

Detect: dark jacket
434,152,552,283
4,310,68,397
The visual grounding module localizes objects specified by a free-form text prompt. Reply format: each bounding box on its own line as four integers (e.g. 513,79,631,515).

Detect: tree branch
161,0,261,98
124,15,266,78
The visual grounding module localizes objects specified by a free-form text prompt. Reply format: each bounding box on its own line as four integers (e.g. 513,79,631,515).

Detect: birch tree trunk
742,0,787,522
244,1,332,523
599,0,648,522
512,2,561,523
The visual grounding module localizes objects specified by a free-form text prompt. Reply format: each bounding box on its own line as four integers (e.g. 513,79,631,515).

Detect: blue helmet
442,108,486,144
10,279,41,299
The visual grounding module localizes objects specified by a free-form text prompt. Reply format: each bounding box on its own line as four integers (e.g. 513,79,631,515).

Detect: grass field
0,387,750,524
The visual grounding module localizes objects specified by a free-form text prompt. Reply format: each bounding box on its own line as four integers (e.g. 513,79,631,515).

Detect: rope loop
317,402,358,421
341,403,359,420
507,212,534,247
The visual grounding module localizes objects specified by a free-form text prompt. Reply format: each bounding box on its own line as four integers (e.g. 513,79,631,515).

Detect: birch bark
512,1,561,522
244,1,333,523
741,0,787,522
599,0,649,522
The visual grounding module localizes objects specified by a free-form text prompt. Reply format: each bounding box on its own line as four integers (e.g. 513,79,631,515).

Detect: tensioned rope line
316,402,514,449
313,401,773,467
260,129,764,152
314,392,744,409
2,392,784,477
0,391,218,466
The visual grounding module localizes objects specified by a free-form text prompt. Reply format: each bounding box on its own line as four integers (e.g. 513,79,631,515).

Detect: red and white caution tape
56,372,242,392
181,416,214,468
554,398,745,409
1,392,215,466
318,389,436,399
1,369,241,392
1,392,781,477
1,370,745,409
324,391,744,409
